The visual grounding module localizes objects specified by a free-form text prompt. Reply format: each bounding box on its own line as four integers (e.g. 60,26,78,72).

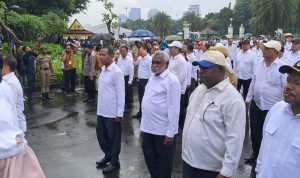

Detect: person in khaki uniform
36,47,53,100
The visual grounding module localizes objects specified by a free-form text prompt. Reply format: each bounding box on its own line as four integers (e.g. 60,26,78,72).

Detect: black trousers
249,101,269,156
84,76,95,99
96,116,121,165
137,79,148,112
179,94,187,130
237,78,252,100
124,75,133,109
26,74,35,102
142,132,176,178
64,69,76,93
182,161,219,178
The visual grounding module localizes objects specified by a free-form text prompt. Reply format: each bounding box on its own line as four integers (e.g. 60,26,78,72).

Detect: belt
40,68,49,70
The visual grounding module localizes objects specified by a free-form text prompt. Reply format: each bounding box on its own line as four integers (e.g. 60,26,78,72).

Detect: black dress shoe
87,99,95,103
102,163,120,174
245,153,257,163
132,112,141,118
96,158,110,167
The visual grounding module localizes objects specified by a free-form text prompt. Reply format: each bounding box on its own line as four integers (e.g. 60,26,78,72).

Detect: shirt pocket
287,138,300,168
266,72,281,86
264,124,278,149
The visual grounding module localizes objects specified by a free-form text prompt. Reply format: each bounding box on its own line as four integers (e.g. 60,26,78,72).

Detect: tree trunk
0,17,22,44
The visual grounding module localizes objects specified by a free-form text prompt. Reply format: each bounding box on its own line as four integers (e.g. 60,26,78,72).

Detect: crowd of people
0,33,300,178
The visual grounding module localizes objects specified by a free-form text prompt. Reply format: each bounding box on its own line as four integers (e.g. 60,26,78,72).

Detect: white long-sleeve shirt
252,48,263,61
285,50,300,66
97,63,125,118
133,54,152,79
256,101,300,178
169,54,187,94
246,58,287,110
0,99,27,159
117,55,134,84
187,53,198,80
2,72,27,132
236,50,257,80
140,69,181,138
182,78,246,177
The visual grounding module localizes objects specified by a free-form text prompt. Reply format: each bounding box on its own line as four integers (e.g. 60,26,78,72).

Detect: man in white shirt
182,51,246,178
1,56,27,133
226,38,237,69
236,40,257,100
245,40,287,164
193,41,203,60
256,60,300,178
285,39,300,66
284,33,293,52
117,45,134,112
140,51,181,178
96,47,125,174
132,45,152,119
186,43,198,92
168,41,188,131
252,41,263,61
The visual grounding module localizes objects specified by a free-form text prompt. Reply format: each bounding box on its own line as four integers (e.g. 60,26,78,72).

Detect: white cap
263,40,281,52
168,41,182,49
192,51,227,68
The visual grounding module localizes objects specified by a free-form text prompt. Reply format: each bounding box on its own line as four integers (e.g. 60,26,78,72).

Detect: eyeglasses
154,48,160,51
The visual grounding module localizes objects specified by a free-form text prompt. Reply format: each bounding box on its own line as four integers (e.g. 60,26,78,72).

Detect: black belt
40,68,49,70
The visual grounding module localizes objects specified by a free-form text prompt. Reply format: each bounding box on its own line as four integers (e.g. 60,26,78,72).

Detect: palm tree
153,12,172,39
250,0,297,35
182,11,201,32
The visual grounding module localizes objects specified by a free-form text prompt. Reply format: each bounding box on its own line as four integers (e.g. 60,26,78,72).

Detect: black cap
291,39,300,44
279,60,300,74
241,40,250,45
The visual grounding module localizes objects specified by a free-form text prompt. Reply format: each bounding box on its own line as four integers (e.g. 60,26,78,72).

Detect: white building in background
188,5,200,16
148,9,159,19
119,14,128,23
129,8,141,20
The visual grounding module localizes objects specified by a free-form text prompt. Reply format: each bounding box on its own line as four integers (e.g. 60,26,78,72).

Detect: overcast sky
70,0,235,27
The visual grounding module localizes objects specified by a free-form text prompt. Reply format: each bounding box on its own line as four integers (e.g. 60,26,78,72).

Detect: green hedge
2,42,83,82
26,42,83,82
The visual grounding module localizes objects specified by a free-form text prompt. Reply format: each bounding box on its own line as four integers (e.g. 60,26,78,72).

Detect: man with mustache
140,51,181,178
182,51,246,178
256,60,300,178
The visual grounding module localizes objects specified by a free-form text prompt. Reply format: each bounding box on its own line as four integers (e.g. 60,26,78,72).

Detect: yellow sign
69,19,85,30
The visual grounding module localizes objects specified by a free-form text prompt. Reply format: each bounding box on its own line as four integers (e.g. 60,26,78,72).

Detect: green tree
3,0,91,20
102,0,118,35
153,12,172,38
233,0,252,32
250,0,297,35
182,11,201,32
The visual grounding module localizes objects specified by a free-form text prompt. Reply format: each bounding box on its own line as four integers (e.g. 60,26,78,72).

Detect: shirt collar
284,103,300,117
153,69,169,79
102,62,116,71
207,78,231,92
172,54,181,60
2,72,15,81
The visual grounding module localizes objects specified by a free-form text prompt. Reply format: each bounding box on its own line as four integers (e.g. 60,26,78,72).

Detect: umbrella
130,29,155,37
245,33,252,37
165,35,182,41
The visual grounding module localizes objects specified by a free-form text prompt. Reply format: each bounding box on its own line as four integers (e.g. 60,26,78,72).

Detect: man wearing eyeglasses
140,51,181,178
182,51,246,178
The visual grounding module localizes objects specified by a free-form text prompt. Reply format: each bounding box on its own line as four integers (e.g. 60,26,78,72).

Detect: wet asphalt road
25,86,256,178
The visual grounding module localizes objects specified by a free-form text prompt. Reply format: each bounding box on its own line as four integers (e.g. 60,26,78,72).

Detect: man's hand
245,101,251,109
115,117,123,122
164,136,174,146
216,174,230,178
